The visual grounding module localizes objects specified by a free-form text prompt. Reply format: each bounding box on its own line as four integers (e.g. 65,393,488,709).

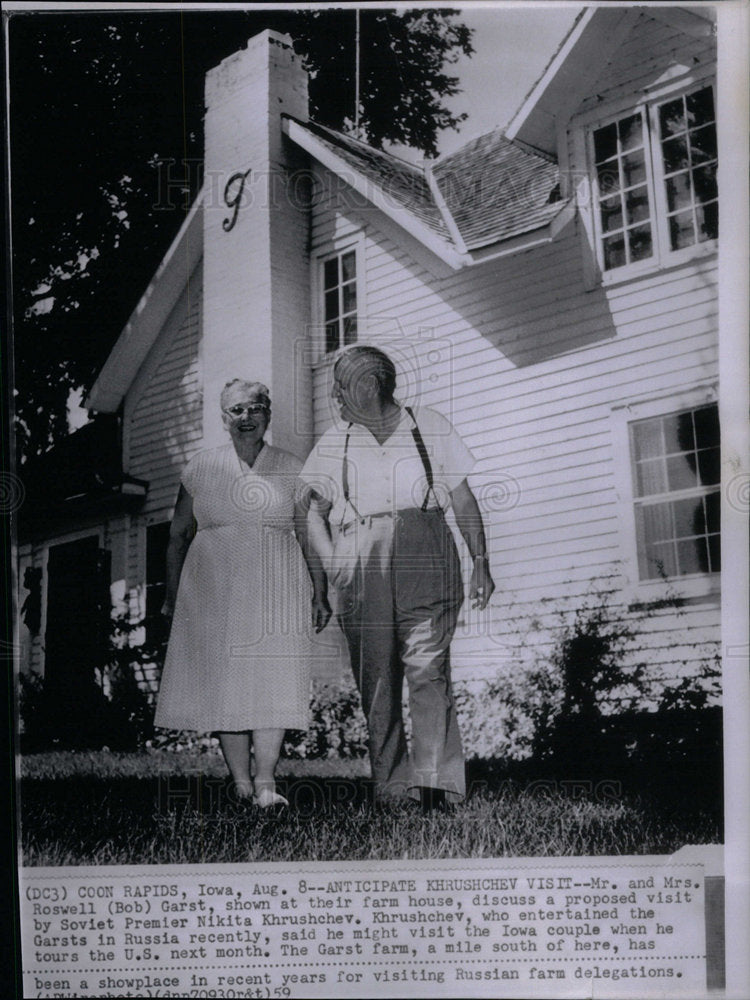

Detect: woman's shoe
255,787,289,809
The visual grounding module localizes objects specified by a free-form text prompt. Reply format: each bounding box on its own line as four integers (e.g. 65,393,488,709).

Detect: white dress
154,443,312,732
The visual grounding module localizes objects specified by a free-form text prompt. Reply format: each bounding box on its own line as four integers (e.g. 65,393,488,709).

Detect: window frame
575,69,718,287
611,384,720,601
312,235,365,361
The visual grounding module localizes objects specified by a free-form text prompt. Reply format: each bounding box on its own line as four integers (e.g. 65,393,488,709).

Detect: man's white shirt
298,405,475,525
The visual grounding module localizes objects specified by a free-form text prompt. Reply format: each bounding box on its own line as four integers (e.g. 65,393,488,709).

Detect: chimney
201,30,311,455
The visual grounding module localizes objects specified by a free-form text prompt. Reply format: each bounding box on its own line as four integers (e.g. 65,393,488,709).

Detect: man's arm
450,478,495,610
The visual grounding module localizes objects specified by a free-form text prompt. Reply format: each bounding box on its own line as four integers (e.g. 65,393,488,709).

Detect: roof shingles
290,119,566,255
433,129,563,251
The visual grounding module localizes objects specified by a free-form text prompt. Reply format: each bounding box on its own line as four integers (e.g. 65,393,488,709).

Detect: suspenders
340,406,440,526
405,406,437,513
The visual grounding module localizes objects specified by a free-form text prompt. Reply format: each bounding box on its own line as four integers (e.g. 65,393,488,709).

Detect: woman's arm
162,484,195,619
294,485,333,633
450,478,496,610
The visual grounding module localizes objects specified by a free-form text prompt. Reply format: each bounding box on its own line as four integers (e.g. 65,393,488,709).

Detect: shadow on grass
20,745,722,867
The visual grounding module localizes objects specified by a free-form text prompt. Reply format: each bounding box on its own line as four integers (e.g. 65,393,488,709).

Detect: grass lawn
19,749,721,866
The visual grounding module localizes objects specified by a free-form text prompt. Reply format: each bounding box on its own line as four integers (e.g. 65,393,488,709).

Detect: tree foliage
8,9,473,461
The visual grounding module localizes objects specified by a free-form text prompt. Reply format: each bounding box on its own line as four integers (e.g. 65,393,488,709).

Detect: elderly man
298,346,495,810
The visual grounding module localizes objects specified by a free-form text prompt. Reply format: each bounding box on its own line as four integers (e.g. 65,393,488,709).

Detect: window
658,88,718,252
591,84,717,274
629,403,720,581
322,248,358,353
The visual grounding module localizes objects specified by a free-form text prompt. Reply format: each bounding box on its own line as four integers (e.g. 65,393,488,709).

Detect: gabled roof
284,116,567,264
85,192,203,413
298,119,451,241
432,129,563,252
507,5,717,156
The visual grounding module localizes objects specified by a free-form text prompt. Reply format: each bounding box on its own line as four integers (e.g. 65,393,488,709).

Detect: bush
284,679,369,759
19,611,161,753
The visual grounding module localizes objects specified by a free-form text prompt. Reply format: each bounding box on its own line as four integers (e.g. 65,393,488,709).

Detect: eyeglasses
223,404,269,419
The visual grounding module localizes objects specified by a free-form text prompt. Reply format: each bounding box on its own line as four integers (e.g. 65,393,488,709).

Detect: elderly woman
154,380,331,807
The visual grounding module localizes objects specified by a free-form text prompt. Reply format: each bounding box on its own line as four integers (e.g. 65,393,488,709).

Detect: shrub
285,678,369,759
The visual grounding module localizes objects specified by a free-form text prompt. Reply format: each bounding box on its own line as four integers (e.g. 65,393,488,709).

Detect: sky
388,4,583,162
439,5,583,154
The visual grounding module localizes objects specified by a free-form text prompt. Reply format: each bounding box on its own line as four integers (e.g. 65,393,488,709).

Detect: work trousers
331,508,465,802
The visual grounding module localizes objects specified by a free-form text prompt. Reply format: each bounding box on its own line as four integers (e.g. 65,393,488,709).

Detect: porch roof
18,416,147,541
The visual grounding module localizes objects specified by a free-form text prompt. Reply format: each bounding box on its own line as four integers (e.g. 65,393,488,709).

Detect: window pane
603,232,625,270
324,289,339,321
645,541,678,579
705,491,720,534
662,135,690,173
694,405,720,449
689,124,717,165
625,185,650,224
696,448,720,486
636,458,667,496
343,315,357,345
659,97,686,137
600,194,623,233
668,411,696,454
323,258,338,290
628,223,653,262
666,172,692,213
325,321,339,354
696,201,718,241
674,496,705,537
677,537,708,575
622,150,647,187
597,161,620,196
594,122,618,163
708,533,721,573
632,420,664,461
618,113,642,152
686,86,714,125
341,251,357,283
641,502,674,544
693,164,718,204
341,281,356,314
667,453,698,491
669,210,695,250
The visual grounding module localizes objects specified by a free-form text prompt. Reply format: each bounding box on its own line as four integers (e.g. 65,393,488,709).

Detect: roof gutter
467,198,575,264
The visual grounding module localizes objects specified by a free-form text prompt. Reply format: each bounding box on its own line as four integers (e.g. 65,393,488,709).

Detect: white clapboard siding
127,264,203,520
126,263,203,602
577,12,716,119
309,245,717,690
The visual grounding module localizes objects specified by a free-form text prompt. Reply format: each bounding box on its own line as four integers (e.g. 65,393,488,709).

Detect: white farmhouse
18,7,720,725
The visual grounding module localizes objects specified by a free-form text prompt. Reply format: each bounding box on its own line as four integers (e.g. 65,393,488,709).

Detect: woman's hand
469,558,495,610
311,593,332,633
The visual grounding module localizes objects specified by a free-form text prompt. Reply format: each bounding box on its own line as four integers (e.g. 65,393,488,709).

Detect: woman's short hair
334,346,397,400
220,379,271,410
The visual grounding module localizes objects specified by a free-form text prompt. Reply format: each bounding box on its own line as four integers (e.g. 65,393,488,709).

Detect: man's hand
469,558,495,610
161,598,175,621
312,593,332,633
